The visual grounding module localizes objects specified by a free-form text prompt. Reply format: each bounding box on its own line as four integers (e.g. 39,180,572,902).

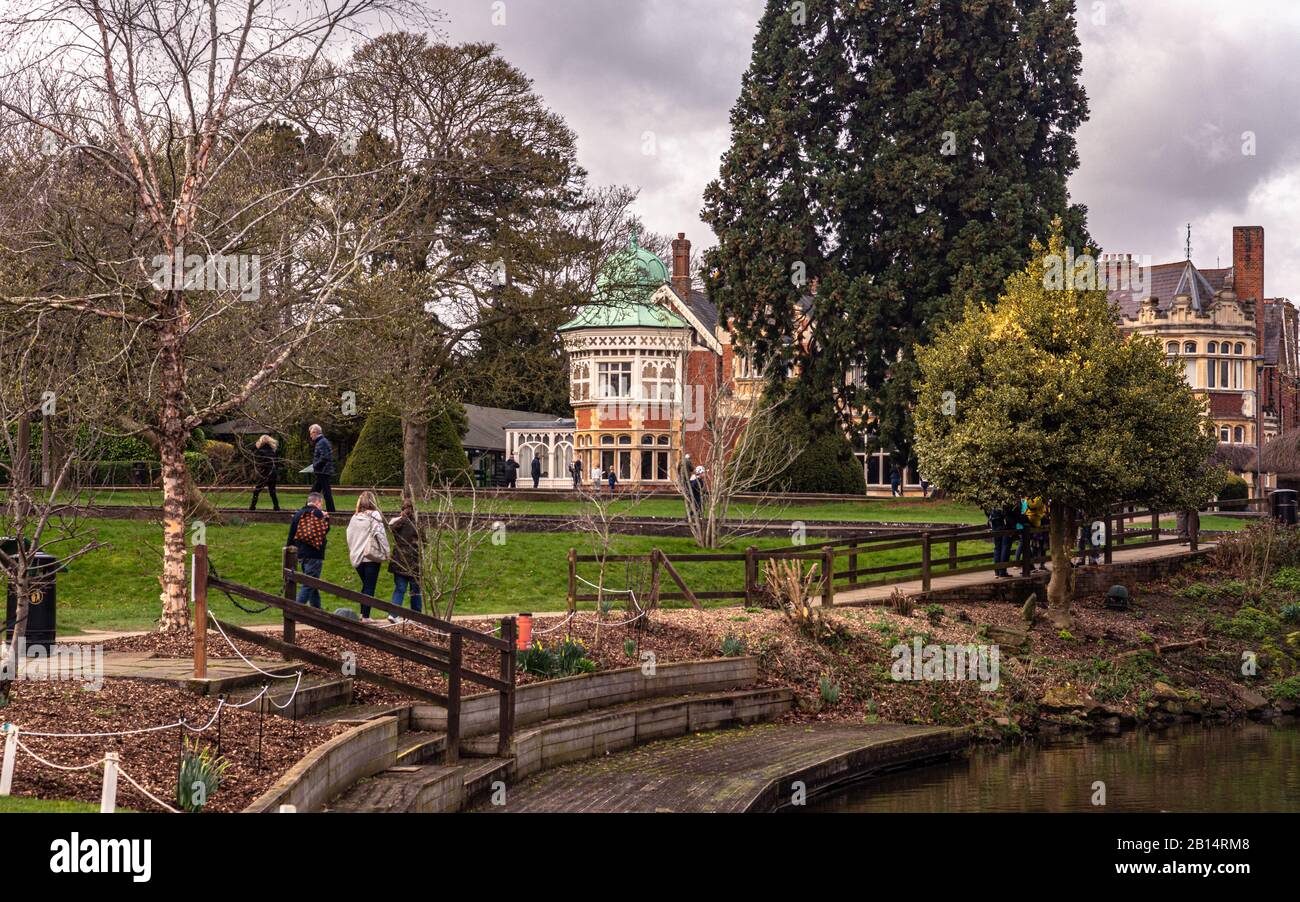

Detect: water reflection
805,723,1300,813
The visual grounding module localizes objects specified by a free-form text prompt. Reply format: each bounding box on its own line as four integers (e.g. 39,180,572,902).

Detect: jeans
391,573,423,614
356,561,380,619
296,557,323,608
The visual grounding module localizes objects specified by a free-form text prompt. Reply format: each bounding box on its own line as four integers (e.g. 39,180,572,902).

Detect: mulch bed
1,679,340,812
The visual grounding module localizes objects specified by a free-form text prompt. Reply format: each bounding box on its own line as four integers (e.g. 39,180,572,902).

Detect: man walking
889,464,902,497
504,454,519,488
308,424,336,512
987,504,1010,578
531,452,542,489
287,492,330,607
571,457,583,489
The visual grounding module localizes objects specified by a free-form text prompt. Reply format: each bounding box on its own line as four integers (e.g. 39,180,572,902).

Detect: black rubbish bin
1272,489,1298,526
2,540,62,653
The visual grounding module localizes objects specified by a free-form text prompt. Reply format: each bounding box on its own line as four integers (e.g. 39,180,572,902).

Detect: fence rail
191,544,516,761
564,500,1243,610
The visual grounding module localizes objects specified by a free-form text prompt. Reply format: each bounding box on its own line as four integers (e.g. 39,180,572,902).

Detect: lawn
0,796,132,813
44,517,999,634
52,488,1251,532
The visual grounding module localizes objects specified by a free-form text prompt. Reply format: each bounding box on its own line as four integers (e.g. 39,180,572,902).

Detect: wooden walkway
474,722,968,813
17,651,298,693
832,540,1213,606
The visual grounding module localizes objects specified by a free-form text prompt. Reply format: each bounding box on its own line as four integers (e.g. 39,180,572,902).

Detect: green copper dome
560,231,683,332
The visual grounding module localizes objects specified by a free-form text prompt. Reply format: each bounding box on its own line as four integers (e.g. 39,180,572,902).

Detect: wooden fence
566,500,1261,610
192,544,516,761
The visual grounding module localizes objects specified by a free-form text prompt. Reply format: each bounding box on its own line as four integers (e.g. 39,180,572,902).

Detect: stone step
396,731,447,766
325,757,512,813
227,673,354,718
461,687,796,777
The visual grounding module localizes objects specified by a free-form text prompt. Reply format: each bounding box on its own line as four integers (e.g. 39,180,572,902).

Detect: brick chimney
671,232,692,298
1233,225,1265,346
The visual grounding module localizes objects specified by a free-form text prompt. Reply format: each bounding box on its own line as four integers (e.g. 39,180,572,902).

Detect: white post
0,724,18,796
100,751,119,813
278,804,297,813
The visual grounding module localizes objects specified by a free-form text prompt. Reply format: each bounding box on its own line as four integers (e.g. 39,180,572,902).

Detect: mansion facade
1111,225,1300,492
505,233,755,488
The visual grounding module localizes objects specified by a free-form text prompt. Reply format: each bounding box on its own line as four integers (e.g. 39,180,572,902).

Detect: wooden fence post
744,546,757,607
100,751,119,813
447,632,462,763
1116,508,1125,545
498,617,516,758
921,533,932,592
282,546,297,651
1151,509,1159,542
948,536,958,571
821,547,835,607
848,542,859,586
566,547,577,614
192,543,208,679
1104,515,1113,565
649,550,661,610
1190,510,1199,553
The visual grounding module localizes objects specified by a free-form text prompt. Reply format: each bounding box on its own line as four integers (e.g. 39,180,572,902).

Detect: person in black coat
249,434,280,511
286,492,330,607
387,496,423,619
571,457,583,489
530,452,542,489
504,454,519,488
308,424,336,512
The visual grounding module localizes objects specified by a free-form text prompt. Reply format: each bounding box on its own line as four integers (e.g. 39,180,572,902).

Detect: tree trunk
1046,501,1075,629
156,322,192,634
402,416,428,497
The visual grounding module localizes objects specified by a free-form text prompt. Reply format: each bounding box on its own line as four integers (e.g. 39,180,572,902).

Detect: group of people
986,499,1105,577
287,489,424,620
249,423,337,513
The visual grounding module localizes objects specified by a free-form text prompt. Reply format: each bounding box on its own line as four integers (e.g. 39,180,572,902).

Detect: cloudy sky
435,0,1300,298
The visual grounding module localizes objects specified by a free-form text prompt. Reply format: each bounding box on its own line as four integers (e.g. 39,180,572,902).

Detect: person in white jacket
346,491,390,619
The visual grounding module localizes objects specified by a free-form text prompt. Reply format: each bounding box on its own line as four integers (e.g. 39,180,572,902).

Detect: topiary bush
339,404,471,488
1218,473,1249,511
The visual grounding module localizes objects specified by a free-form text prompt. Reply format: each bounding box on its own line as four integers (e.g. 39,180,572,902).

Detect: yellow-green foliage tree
913,224,1220,628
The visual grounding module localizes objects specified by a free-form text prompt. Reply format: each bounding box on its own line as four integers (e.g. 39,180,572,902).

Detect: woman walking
387,495,423,622
347,491,389,619
249,435,280,511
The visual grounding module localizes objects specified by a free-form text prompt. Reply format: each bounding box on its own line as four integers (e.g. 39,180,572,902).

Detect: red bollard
517,612,533,650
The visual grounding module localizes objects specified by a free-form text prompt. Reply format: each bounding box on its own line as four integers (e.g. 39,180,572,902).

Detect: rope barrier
116,763,180,813
14,738,105,772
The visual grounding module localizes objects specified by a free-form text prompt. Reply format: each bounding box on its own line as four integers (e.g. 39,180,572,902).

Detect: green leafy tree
912,225,1219,627
703,0,1091,464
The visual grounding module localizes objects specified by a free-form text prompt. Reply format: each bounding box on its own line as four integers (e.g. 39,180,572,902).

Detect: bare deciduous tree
0,0,427,631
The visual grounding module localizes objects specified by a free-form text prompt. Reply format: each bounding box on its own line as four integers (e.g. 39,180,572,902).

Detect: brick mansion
503,224,1300,494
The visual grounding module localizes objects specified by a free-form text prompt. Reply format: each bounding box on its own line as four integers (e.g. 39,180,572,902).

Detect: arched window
1234,342,1245,355
657,435,670,445
641,435,654,445
1184,341,1197,354
1219,426,1230,443
617,434,631,445
1234,426,1245,443
1166,341,1178,354
600,434,614,445
1208,341,1218,354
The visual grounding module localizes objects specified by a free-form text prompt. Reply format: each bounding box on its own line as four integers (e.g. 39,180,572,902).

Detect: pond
804,722,1300,813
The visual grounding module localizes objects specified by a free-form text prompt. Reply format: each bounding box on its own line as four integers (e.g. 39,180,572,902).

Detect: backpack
294,509,329,550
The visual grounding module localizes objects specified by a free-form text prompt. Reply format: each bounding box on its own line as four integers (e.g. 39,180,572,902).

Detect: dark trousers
311,473,336,512
992,534,1013,575
532,474,540,488
250,478,279,511
296,557,324,608
355,561,380,618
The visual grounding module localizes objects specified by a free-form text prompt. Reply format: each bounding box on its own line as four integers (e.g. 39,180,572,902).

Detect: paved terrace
474,722,968,813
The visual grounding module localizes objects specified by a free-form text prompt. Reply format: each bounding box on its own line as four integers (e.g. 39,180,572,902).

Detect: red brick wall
684,348,719,464
1233,226,1265,346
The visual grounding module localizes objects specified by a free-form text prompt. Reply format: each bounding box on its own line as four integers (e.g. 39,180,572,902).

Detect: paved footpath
475,722,968,813
833,540,1214,606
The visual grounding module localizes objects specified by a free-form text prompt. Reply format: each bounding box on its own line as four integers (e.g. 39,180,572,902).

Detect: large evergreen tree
703,0,1091,462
